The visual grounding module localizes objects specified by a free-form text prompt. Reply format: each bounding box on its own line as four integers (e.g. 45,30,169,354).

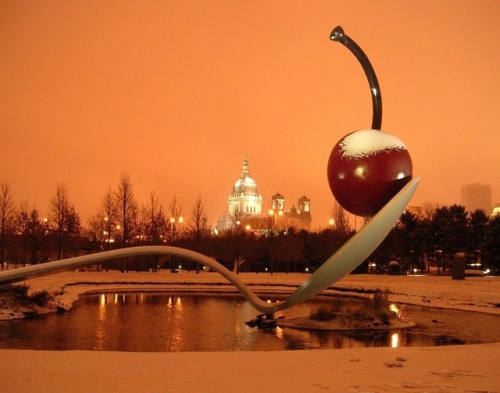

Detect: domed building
228,155,262,217
217,155,312,233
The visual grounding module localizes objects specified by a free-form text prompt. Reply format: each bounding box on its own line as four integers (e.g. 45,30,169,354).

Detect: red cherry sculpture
327,129,412,217
328,26,413,217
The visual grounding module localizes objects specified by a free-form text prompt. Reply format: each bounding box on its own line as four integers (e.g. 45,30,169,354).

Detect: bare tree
114,173,137,248
422,202,441,220
16,201,30,264
86,214,106,244
0,183,15,268
189,195,209,247
143,191,165,244
49,183,81,259
168,196,183,244
133,192,167,272
101,187,117,248
26,208,45,264
16,202,47,265
330,200,351,237
85,187,118,249
135,204,148,244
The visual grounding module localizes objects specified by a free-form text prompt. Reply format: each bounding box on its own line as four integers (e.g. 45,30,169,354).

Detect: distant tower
298,195,311,217
461,183,492,214
227,155,262,217
271,192,285,212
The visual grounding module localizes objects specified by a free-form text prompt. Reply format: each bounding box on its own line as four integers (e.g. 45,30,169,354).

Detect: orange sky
1,1,499,229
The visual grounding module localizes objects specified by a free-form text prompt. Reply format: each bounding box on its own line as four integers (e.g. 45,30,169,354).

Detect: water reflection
278,328,401,351
0,293,498,352
391,332,399,348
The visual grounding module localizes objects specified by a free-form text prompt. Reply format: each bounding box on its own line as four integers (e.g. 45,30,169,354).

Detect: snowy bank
0,271,499,392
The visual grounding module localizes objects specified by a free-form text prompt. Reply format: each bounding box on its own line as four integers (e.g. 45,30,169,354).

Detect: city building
460,183,492,214
217,156,312,233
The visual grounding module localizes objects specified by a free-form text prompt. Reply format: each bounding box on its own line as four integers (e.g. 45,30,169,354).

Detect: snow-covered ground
1,271,499,392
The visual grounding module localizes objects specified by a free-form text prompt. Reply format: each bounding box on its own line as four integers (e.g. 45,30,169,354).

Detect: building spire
241,154,250,178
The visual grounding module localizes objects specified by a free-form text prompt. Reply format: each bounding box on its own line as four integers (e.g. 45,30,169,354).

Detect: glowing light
389,303,409,322
98,294,107,323
275,326,284,339
354,166,366,179
391,332,399,348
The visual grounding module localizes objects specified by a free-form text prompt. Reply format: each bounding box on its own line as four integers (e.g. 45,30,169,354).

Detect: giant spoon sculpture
0,27,420,314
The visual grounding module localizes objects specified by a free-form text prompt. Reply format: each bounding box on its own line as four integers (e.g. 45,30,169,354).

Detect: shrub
0,284,53,309
372,291,390,314
309,290,394,325
310,302,336,321
0,284,31,307
30,290,53,307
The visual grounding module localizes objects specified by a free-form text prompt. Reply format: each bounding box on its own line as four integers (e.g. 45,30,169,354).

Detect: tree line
0,176,499,274
0,174,209,268
370,205,499,275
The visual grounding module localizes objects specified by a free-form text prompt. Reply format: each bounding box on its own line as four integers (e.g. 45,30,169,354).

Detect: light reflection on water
0,293,499,352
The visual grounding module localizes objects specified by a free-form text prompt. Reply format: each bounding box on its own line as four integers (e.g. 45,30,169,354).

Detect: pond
1,292,499,352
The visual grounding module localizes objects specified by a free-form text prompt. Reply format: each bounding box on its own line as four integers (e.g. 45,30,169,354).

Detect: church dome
233,156,259,195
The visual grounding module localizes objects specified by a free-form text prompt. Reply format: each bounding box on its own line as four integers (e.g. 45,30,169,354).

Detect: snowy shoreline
32,270,500,315
2,270,500,320
1,271,499,392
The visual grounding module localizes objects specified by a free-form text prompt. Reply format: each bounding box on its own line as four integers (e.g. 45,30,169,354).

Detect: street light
169,216,183,272
268,209,275,235
169,216,184,243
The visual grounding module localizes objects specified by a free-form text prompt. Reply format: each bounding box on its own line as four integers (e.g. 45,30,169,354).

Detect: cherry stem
330,26,382,130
